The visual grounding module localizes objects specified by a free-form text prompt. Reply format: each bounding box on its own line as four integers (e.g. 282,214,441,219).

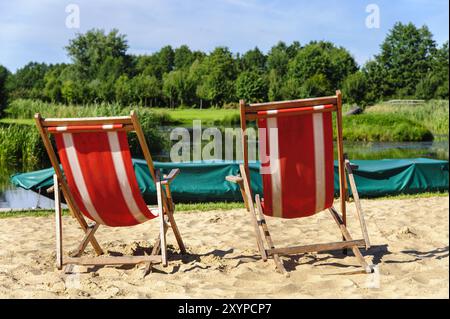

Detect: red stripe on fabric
69,132,141,226
54,134,96,222
116,132,156,219
258,118,274,217
48,124,123,133
257,108,335,219
277,114,317,218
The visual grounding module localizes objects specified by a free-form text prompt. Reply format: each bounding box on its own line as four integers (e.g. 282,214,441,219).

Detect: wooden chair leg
143,221,169,276
239,165,268,261
156,181,168,267
73,223,100,257
63,223,100,274
54,175,63,270
344,158,370,249
255,195,288,276
163,184,186,254
329,207,373,273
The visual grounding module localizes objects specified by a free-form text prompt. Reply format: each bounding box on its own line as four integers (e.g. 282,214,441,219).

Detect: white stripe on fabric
313,105,325,110
267,117,282,218
107,132,154,223
56,126,67,131
312,113,326,212
102,124,114,130
62,133,105,224
267,110,278,115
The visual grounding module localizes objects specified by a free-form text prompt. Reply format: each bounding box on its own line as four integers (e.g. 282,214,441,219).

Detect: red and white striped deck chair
226,91,372,275
35,111,186,275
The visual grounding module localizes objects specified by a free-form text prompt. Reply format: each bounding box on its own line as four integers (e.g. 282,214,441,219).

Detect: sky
0,0,448,72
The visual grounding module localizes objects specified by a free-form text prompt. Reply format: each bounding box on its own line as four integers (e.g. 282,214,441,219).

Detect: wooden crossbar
64,255,162,266
41,116,133,127
246,105,337,120
245,95,338,115
45,125,135,134
267,239,366,256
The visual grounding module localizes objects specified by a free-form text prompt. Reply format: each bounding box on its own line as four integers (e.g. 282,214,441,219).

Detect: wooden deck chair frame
226,90,372,276
35,111,186,275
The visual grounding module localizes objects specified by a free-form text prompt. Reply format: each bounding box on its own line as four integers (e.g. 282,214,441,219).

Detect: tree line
0,22,448,115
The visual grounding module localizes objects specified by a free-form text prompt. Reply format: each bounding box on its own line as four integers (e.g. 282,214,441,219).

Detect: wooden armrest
161,168,180,184
226,175,243,184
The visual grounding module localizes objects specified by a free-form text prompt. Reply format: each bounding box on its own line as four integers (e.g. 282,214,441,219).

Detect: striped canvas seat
257,105,335,218
53,128,157,227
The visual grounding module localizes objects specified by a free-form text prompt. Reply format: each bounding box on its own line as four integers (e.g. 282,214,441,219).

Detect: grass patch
153,107,240,126
365,100,449,138
341,113,434,142
0,118,34,125
4,99,175,125
4,99,240,126
0,202,245,219
0,124,48,172
175,201,244,211
373,191,448,200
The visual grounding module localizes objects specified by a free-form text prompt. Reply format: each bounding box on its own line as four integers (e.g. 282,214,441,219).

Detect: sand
0,196,448,299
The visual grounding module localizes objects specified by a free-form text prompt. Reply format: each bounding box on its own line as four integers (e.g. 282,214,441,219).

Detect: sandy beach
0,196,448,299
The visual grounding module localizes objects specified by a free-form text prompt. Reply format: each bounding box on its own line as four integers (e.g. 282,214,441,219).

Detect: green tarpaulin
10,158,449,203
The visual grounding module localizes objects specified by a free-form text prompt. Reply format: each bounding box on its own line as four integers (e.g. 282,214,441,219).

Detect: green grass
4,99,240,126
154,108,240,125
0,124,48,172
0,118,34,125
1,193,447,219
365,100,449,138
341,113,434,142
374,191,448,200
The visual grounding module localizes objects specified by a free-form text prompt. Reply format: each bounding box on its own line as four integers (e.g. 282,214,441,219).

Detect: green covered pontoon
10,158,449,203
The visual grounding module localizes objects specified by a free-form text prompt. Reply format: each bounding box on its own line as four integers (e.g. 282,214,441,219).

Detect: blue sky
0,0,448,72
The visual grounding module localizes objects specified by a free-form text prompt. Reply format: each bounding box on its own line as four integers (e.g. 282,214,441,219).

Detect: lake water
0,138,448,210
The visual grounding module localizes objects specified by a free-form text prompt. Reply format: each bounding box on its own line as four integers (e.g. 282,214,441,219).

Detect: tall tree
174,45,195,70
0,65,11,115
66,29,131,80
8,62,49,100
195,47,238,106
241,47,266,72
374,22,437,97
235,70,268,102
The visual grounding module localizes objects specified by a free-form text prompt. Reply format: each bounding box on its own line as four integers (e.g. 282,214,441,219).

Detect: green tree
287,41,357,91
235,70,267,102
240,47,266,72
114,75,133,105
174,45,195,70
158,45,175,74
342,71,369,106
374,22,437,98
66,29,131,80
8,62,49,99
195,47,238,106
0,65,11,115
267,41,289,76
298,74,332,98
132,74,161,106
